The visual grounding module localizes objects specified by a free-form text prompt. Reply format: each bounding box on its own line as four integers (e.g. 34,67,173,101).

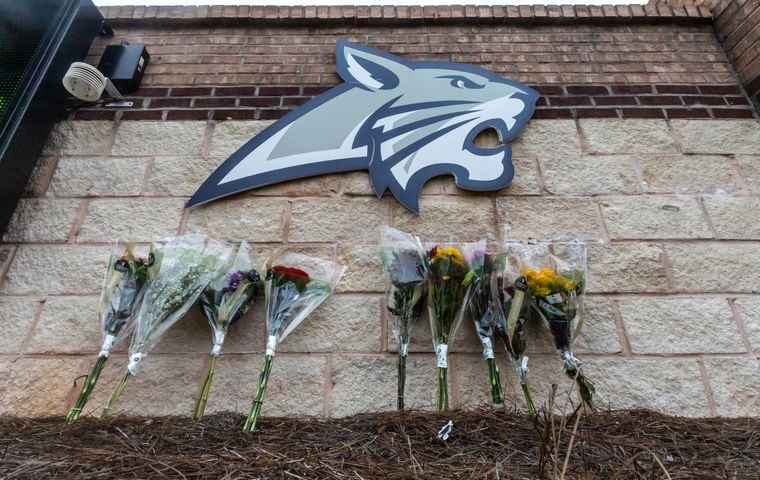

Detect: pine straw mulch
1,408,758,479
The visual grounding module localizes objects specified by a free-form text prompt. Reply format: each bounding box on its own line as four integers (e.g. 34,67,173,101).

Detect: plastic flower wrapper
495,241,545,415
100,234,233,419
66,243,157,423
526,242,595,408
463,239,505,407
426,243,474,411
192,242,261,420
243,251,345,432
380,227,427,410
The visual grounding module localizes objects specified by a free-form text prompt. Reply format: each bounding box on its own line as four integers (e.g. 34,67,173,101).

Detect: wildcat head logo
188,40,538,213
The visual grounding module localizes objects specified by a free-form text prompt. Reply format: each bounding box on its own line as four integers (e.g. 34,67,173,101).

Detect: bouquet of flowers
527,243,595,408
192,242,261,420
426,244,474,411
495,242,540,415
380,227,427,411
65,243,156,423
464,241,505,407
243,251,345,432
100,235,232,419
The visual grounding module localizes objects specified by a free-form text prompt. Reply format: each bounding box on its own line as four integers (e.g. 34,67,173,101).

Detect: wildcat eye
439,75,484,89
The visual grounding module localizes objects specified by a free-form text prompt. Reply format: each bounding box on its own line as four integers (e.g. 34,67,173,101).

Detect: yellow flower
435,246,464,265
442,275,451,281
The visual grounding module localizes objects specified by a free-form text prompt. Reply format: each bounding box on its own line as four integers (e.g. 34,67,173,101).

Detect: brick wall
712,0,760,104
1,117,758,418
71,6,758,122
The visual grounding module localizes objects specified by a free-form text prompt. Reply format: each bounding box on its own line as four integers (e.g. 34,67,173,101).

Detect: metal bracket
104,100,133,108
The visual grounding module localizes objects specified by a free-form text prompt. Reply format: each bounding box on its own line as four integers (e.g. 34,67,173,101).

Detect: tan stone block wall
0,118,758,418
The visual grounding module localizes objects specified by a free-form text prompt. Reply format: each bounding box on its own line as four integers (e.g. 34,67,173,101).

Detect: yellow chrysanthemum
435,246,464,265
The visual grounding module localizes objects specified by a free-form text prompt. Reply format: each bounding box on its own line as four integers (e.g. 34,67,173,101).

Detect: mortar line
696,195,719,239
32,156,60,198
66,199,91,243
610,299,632,356
0,245,18,288
594,200,612,244
659,241,677,292
696,356,718,416
139,157,156,196
665,118,683,154
728,297,754,355
176,206,190,235
281,201,293,245
323,353,333,418
200,119,215,157
18,297,46,354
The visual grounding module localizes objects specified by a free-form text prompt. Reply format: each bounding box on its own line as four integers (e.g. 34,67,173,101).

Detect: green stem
397,353,407,410
99,371,131,420
436,366,449,411
522,381,538,416
486,358,504,407
66,355,108,423
192,354,218,420
243,354,274,432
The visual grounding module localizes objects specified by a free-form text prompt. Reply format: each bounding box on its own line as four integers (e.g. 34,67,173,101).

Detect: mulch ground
1,409,758,479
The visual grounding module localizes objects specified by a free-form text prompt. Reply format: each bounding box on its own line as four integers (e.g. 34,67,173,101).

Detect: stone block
330,354,436,416
112,121,206,156
511,120,581,158
289,198,390,242
640,155,742,194
703,196,760,240
85,355,204,417
206,354,326,417
582,358,710,417
0,245,111,295
619,298,745,354
186,196,287,242
587,243,669,293
497,197,602,241
394,196,495,242
26,296,103,354
600,196,711,239
580,119,676,154
0,357,85,416
145,156,220,196
0,297,40,353
77,199,185,242
23,156,57,197
734,298,760,351
704,356,760,417
279,295,382,353
540,155,640,195
208,120,272,157
737,156,760,194
336,243,385,293
3,199,79,242
671,120,760,154
666,243,760,293
51,157,149,197
42,121,114,156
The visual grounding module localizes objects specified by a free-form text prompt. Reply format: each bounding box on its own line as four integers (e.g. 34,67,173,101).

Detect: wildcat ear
336,39,410,91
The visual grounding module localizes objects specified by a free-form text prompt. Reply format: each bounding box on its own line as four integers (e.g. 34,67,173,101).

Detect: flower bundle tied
243,251,344,432
66,243,156,423
100,235,232,419
380,227,427,411
426,244,473,411
192,242,261,420
496,242,539,415
464,241,505,407
527,243,595,408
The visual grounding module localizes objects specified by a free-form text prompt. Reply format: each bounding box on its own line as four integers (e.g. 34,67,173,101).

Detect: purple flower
227,271,245,291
